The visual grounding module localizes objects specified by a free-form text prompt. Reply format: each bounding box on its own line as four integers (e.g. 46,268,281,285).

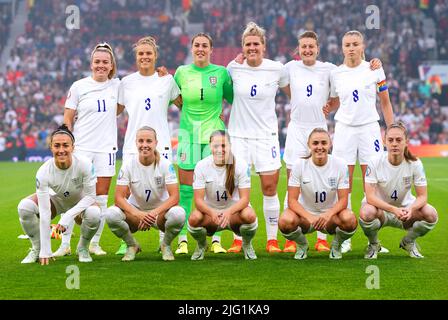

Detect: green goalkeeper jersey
174,63,233,144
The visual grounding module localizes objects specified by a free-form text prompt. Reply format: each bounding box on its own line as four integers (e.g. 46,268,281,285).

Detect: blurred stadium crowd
0,0,447,160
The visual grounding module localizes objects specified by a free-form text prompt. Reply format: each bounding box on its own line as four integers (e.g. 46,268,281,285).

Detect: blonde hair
385,122,417,162
133,36,159,59
90,42,117,79
241,22,266,47
342,30,366,60
136,126,160,167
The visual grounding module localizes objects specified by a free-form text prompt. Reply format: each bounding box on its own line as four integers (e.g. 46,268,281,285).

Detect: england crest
155,176,162,185
209,76,217,87
328,177,337,188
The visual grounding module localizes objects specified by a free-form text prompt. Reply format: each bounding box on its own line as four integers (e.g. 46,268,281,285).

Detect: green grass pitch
0,158,447,300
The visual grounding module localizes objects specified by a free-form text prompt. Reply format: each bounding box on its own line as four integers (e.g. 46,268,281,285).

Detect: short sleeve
364,159,378,184
288,161,302,187
163,160,178,185
169,76,181,101
278,64,290,88
236,161,251,189
118,79,126,106
376,67,387,92
330,71,338,98
222,68,234,104
192,162,206,190
174,67,182,88
116,162,131,186
65,83,79,110
226,61,235,77
413,160,427,187
337,160,350,189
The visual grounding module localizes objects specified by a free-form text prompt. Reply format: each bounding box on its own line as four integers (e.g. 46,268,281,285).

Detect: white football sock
105,206,138,247
280,226,307,245
61,218,75,247
91,195,108,244
239,219,258,245
404,219,437,242
187,223,207,248
359,218,381,244
78,206,101,249
263,194,280,240
163,206,185,246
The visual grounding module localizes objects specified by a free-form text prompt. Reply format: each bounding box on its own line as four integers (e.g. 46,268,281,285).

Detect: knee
359,204,378,222
262,183,278,196
188,210,202,227
18,198,38,218
341,211,358,231
422,205,438,223
241,208,257,224
83,206,101,225
167,206,186,226
104,206,124,225
278,213,295,233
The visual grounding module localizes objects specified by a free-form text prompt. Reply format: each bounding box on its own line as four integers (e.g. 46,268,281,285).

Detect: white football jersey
288,155,349,215
65,76,120,153
193,155,251,209
330,61,386,126
286,60,336,127
116,156,178,210
119,72,180,157
227,59,289,139
364,152,427,207
36,154,96,257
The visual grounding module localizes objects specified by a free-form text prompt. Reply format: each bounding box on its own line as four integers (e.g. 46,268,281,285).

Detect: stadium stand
0,0,447,161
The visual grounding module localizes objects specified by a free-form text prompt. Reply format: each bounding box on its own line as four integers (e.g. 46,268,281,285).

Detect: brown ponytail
225,153,236,196
210,130,236,196
385,122,417,162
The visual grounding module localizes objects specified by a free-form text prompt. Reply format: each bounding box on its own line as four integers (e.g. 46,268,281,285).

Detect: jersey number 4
391,190,398,201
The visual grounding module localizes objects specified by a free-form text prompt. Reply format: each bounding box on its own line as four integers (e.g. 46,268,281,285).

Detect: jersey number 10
315,191,327,203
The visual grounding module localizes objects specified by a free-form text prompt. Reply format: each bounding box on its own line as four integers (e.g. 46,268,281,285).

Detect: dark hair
210,130,235,196
51,124,75,144
303,128,330,159
137,126,160,167
191,33,213,48
385,122,417,162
